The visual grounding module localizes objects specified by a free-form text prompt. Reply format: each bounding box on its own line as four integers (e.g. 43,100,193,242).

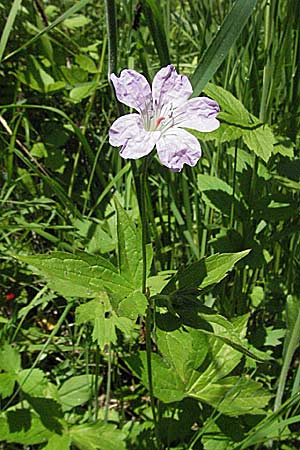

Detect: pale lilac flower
109,65,220,172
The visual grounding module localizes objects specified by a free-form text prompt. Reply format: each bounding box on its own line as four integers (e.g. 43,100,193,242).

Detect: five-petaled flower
109,64,220,172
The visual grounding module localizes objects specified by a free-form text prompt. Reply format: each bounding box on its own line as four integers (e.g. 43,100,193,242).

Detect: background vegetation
0,0,299,448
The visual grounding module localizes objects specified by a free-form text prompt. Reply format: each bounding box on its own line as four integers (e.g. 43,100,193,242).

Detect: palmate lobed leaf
76,294,135,348
115,199,153,287
0,411,53,445
126,320,271,414
70,421,126,450
16,251,134,298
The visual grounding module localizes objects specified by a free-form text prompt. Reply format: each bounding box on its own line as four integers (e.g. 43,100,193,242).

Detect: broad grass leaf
58,375,94,411
0,0,22,63
142,0,170,66
70,421,126,450
16,251,133,298
274,176,300,191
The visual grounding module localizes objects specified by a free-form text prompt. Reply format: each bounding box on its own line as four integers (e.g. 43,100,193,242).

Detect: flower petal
109,113,142,147
120,130,161,160
174,97,220,132
152,65,192,109
156,128,201,172
111,69,152,112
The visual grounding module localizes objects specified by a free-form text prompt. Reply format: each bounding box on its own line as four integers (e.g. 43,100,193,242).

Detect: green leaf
243,125,276,162
16,251,133,298
126,351,186,403
75,54,98,73
187,316,248,390
116,290,147,319
0,372,17,398
16,56,65,93
70,421,126,450
198,174,247,218
191,0,259,94
190,376,271,416
74,218,115,254
0,344,21,373
18,369,47,396
31,142,48,158
58,375,93,411
42,433,71,450
202,422,234,450
204,83,256,126
63,14,91,29
115,200,152,289
69,82,97,103
0,410,52,445
126,320,270,410
162,250,250,295
76,295,134,349
156,328,208,382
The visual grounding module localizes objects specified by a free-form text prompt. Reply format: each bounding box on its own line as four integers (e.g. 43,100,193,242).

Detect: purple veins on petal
111,70,152,112
156,128,202,172
152,64,193,109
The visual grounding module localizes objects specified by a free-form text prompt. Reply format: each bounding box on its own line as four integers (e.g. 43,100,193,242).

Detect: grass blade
142,0,170,66
0,0,22,63
191,0,259,95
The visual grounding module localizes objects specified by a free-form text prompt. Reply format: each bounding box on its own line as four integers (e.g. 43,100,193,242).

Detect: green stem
94,344,100,421
104,343,112,422
274,306,300,411
104,0,117,79
136,157,159,445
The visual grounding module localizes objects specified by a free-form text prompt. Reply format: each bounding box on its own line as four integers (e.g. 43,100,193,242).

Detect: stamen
155,116,165,128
